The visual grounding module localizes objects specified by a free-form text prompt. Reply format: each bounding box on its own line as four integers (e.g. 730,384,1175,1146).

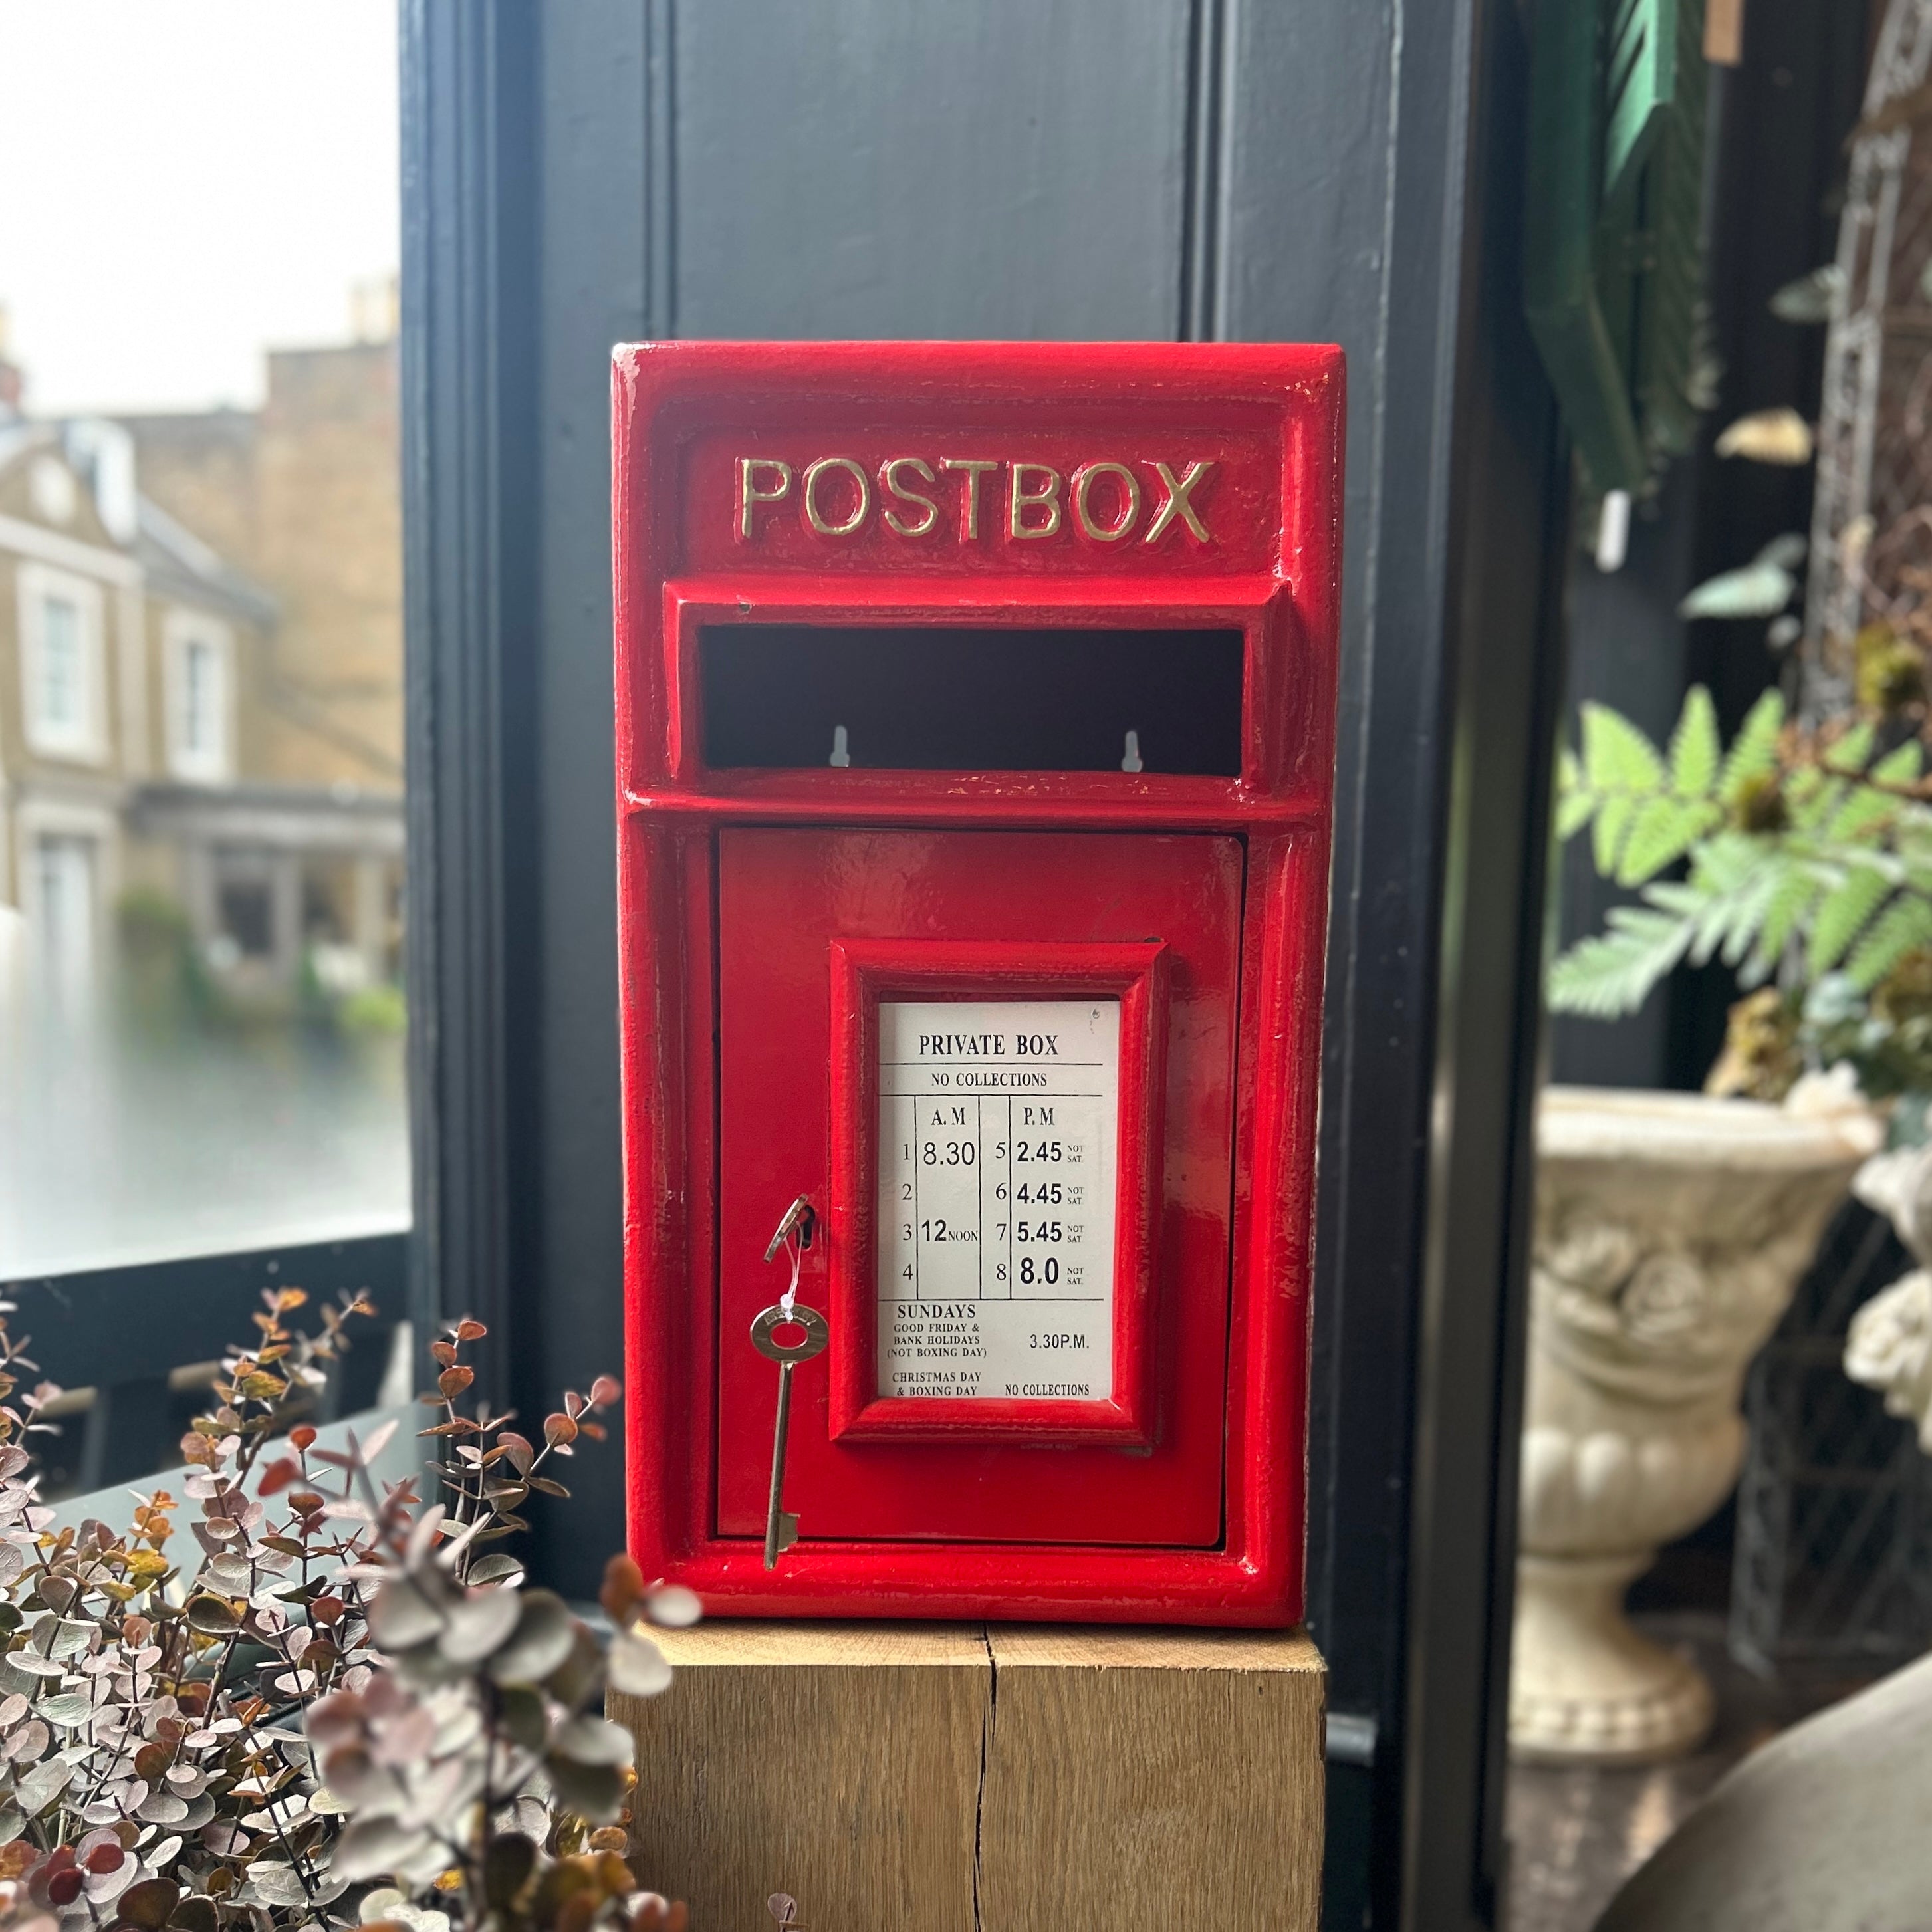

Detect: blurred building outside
0,286,408,1276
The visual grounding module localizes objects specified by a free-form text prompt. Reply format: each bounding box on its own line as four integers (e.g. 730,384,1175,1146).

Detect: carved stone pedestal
1512,1086,1878,1764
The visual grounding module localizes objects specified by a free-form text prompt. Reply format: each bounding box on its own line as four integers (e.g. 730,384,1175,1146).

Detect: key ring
750,1301,829,1363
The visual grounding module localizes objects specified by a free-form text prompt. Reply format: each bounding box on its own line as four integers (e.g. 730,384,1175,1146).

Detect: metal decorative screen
1731,1202,1932,1672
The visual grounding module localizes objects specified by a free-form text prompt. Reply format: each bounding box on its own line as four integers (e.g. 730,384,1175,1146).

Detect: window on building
42,598,82,724
217,878,275,959
19,564,105,761
166,612,233,783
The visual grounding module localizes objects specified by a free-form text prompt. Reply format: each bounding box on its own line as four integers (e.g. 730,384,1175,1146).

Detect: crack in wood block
611,1622,1323,1931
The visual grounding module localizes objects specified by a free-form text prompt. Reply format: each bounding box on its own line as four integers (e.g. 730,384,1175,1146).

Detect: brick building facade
0,333,403,1009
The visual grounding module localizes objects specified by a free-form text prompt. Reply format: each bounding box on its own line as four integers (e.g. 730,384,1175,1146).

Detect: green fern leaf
1554,746,1596,840
1747,862,1826,979
1556,792,1596,840
1618,796,1718,886
1669,687,1721,798
1547,908,1696,1018
1824,722,1877,774
1872,739,1923,787
1717,689,1785,806
1807,864,1893,975
1827,785,1900,843
1580,704,1667,798
1845,894,1932,990
1788,771,1848,834
1716,857,1791,969
1673,846,1784,969
1593,793,1636,877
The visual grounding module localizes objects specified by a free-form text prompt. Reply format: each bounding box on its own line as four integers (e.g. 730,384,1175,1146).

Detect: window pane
0,1,407,1276
42,596,79,725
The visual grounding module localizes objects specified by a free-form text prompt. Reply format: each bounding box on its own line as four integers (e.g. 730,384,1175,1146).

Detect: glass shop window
0,2,409,1282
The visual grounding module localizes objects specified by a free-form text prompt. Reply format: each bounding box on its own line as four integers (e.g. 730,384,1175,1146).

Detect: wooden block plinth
612,1622,1324,1932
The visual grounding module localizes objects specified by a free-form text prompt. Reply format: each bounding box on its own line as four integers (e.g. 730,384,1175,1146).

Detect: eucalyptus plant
0,1290,692,1932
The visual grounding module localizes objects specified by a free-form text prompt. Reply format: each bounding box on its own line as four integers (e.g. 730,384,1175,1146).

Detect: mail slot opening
698,623,1245,775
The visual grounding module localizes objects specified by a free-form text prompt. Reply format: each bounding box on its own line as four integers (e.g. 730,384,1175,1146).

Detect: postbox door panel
716,826,1242,1546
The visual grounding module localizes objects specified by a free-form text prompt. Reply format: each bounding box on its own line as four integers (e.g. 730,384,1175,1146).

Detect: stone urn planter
1510,1084,1881,1764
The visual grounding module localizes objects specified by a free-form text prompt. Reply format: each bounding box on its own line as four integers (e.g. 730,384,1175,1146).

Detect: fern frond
1669,687,1721,798
1580,705,1667,798
1717,690,1786,806
1547,908,1697,1018
1827,784,1901,843
1594,793,1636,877
1554,746,1596,840
1846,894,1932,990
1872,739,1923,787
1786,774,1834,835
1617,796,1721,886
1824,721,1877,774
1747,864,1828,980
1807,863,1893,975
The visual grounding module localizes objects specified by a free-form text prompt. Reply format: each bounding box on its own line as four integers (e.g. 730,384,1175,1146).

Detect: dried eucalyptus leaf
646,1584,702,1629
497,1684,549,1754
243,1864,315,1908
185,1595,241,1636
487,1590,576,1685
484,1832,539,1910
606,1630,671,1699
465,1554,525,1587
541,1754,625,1826
328,1817,437,1883
368,1580,443,1653
5,1719,49,1762
115,1879,180,1929
38,1693,92,1727
551,1715,635,1768
203,1555,253,1593
438,1586,521,1666
14,1757,74,1814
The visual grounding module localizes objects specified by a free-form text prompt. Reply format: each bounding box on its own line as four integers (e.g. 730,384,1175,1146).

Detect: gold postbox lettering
1072,461,1141,543
730,455,1217,546
881,456,940,537
1009,463,1064,540
802,456,872,536
737,457,792,539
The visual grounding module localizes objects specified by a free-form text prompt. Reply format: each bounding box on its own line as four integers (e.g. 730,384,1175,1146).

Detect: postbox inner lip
697,621,1245,776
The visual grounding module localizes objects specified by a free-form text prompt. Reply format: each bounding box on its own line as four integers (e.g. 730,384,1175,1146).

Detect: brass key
751,1301,829,1568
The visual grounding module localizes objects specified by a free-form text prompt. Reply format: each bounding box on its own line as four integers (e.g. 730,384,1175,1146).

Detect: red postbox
614,341,1342,1624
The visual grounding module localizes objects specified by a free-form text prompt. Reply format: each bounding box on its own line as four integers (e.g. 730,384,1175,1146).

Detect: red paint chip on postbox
613,341,1343,1623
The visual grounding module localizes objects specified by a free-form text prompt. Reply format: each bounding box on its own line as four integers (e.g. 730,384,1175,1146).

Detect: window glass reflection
0,1,406,1276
